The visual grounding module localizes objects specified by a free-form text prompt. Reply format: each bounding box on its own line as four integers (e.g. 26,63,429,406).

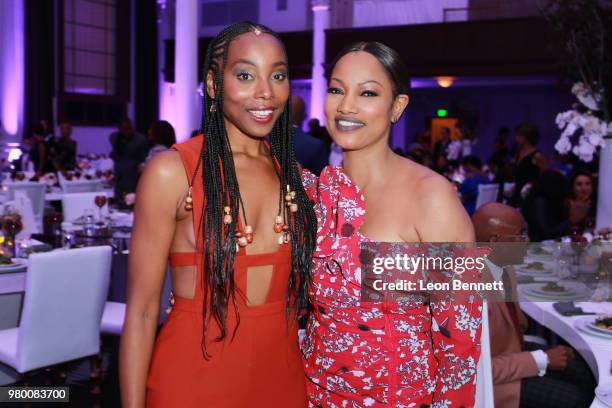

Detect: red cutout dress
145,136,307,407
302,166,484,408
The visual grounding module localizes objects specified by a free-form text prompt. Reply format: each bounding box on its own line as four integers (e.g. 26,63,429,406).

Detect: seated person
459,155,490,215
473,203,594,408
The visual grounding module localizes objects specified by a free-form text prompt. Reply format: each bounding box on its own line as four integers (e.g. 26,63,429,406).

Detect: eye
327,87,343,95
361,90,378,97
273,72,288,81
236,72,253,81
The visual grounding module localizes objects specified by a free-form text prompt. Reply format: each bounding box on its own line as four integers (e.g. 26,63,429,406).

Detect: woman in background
142,120,177,168
565,169,596,231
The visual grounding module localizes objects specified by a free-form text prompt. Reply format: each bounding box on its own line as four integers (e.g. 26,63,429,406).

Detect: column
597,138,612,230
174,0,198,142
0,0,25,141
310,0,330,123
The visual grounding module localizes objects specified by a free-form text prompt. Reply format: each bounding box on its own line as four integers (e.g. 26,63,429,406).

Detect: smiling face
207,32,289,140
324,51,408,151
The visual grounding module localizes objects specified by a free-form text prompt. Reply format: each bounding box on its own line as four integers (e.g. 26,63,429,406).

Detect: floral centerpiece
542,0,612,162
543,0,612,229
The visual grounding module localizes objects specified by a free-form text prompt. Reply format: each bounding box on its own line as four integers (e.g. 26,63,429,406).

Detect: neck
225,120,267,156
343,136,395,190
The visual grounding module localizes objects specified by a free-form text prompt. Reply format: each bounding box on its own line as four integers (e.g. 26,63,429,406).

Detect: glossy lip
247,106,277,124
334,115,365,132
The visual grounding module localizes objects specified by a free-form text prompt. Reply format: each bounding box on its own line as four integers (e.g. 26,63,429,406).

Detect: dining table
516,240,612,408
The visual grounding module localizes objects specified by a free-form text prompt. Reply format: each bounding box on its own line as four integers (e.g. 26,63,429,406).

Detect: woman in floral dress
302,42,484,407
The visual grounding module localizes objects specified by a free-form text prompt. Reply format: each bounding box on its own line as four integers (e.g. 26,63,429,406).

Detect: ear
206,70,216,99
391,94,409,123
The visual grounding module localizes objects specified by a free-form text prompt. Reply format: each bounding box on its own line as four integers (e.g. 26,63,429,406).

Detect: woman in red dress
302,42,484,407
120,22,317,407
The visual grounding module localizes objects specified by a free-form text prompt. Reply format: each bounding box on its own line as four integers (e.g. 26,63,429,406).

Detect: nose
255,77,273,100
337,92,357,114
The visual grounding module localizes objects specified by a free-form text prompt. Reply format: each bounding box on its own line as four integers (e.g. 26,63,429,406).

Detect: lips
335,116,365,132
248,108,276,123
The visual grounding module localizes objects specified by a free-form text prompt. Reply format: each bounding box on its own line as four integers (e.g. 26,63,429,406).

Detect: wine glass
2,216,23,257
95,194,107,222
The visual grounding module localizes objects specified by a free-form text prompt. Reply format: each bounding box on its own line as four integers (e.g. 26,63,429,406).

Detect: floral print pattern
301,166,483,408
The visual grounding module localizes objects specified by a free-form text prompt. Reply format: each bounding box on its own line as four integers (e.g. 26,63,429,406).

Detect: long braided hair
197,21,316,355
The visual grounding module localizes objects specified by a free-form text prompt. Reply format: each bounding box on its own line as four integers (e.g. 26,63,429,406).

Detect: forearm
119,306,160,408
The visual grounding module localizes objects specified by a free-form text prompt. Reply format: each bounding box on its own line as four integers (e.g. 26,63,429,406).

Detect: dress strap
172,136,206,299
169,252,197,267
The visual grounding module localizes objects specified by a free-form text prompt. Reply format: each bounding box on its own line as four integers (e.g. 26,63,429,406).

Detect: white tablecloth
520,300,612,407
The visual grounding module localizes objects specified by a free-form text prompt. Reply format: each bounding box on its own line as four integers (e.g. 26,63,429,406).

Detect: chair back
60,178,102,194
6,182,45,232
62,192,109,223
503,182,515,195
475,184,499,210
15,246,112,372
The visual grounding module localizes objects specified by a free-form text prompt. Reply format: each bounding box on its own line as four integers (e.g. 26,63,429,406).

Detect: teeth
250,110,273,118
338,120,363,127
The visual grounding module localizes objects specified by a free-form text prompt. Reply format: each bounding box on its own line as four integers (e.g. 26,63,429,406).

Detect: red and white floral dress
301,166,484,408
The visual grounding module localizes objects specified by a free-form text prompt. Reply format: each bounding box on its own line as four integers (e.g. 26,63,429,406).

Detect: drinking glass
94,194,107,222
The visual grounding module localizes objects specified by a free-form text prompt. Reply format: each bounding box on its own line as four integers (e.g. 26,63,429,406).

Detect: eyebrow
231,59,288,68
330,77,384,87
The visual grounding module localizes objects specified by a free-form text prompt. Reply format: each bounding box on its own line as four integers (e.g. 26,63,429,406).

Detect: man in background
54,119,77,171
473,203,593,408
291,96,329,175
110,118,148,200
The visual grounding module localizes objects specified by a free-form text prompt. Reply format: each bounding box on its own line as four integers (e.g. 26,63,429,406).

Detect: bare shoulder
395,158,453,199
396,158,474,242
140,150,184,184
137,150,186,200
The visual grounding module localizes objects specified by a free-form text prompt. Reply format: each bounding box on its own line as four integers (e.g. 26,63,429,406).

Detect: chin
333,134,368,152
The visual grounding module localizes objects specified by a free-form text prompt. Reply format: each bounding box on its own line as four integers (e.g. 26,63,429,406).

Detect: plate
0,259,27,273
587,319,612,336
530,281,585,296
574,316,612,340
515,263,553,276
596,383,612,407
519,285,589,301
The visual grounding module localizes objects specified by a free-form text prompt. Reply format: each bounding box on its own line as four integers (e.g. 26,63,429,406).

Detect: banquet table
520,300,612,408
0,186,115,202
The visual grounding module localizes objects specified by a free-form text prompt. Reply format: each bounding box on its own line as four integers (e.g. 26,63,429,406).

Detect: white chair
6,182,46,233
503,182,515,196
101,302,126,335
0,246,112,374
101,265,172,335
475,301,494,407
475,184,500,210
60,178,103,194
62,192,109,223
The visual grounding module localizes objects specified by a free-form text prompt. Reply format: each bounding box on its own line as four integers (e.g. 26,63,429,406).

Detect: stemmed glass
94,194,107,223
2,215,23,257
